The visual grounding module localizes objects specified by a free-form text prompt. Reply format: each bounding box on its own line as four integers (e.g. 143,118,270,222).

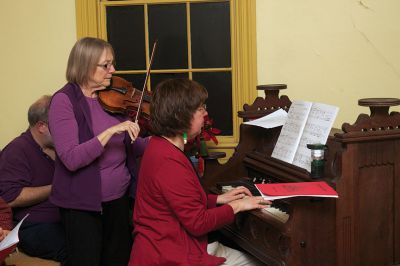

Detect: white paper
0,214,29,251
292,103,339,171
271,100,339,171
243,109,288,129
271,101,312,163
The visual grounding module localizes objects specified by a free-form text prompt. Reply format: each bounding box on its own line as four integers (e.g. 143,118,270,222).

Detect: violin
98,40,157,125
98,76,151,121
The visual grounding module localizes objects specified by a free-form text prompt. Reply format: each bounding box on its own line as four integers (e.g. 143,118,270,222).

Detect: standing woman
49,37,147,266
129,78,269,265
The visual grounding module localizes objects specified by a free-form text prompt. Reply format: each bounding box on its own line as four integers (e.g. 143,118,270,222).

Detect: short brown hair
28,95,52,127
66,37,114,85
150,79,208,137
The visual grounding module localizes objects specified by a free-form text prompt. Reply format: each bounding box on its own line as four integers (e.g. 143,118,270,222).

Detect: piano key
262,206,290,223
221,185,234,193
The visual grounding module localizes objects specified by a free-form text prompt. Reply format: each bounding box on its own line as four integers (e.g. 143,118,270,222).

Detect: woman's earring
183,132,187,144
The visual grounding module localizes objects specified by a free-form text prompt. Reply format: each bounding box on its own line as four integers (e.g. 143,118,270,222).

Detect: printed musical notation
271,101,313,163
271,101,339,172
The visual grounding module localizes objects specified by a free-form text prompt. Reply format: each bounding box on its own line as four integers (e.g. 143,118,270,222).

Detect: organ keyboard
202,85,400,266
219,182,290,223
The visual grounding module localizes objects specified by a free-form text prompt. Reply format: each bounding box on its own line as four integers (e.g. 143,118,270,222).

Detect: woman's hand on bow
97,120,140,146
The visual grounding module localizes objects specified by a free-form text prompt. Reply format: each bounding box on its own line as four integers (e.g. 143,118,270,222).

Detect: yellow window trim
75,0,257,161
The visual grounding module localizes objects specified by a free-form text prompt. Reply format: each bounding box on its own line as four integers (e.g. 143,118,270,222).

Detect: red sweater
0,197,12,230
129,136,235,266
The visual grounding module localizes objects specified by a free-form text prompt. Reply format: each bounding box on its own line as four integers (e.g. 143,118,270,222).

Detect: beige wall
1,0,399,147
0,1,76,148
256,0,400,128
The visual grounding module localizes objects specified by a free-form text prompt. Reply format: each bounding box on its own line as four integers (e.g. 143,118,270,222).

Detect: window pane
106,5,146,70
190,2,231,68
192,72,232,135
148,4,188,69
114,74,147,91
150,73,189,91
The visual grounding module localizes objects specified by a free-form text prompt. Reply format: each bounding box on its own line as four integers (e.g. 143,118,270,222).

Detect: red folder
255,181,338,200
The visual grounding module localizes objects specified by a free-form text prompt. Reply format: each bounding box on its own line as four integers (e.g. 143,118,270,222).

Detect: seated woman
129,78,270,265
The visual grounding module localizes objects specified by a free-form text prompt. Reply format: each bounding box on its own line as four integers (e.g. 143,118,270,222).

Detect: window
76,0,257,158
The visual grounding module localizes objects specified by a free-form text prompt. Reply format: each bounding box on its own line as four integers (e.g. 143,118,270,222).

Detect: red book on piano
255,181,338,200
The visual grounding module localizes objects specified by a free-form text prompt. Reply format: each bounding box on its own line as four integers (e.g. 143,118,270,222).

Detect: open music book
255,181,338,200
271,101,338,172
0,214,29,261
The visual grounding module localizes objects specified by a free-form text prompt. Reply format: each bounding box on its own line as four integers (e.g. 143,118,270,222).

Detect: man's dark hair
28,95,52,127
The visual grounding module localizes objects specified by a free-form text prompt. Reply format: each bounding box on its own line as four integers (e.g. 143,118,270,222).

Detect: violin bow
134,40,158,123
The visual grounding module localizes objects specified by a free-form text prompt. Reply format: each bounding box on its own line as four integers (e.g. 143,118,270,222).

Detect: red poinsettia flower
200,115,221,145
184,115,221,157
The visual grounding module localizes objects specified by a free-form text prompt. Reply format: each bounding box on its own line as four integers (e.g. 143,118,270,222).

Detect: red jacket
129,136,235,266
0,197,12,230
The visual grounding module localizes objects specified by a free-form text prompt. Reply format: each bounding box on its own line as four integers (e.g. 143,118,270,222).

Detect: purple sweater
49,83,148,211
0,130,59,223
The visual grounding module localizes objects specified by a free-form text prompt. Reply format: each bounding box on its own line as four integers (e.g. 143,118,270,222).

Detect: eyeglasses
97,61,115,70
197,104,207,112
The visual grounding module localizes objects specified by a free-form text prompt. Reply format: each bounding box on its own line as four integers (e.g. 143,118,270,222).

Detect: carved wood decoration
341,98,400,134
238,84,292,121
203,87,400,266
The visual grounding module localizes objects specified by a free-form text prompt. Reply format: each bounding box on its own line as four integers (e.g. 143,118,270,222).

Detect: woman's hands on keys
217,185,271,214
228,196,271,214
217,186,252,204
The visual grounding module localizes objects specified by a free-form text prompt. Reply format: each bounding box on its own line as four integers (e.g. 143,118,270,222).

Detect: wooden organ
202,84,400,266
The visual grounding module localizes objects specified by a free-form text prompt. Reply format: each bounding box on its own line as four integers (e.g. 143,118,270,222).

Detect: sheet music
271,101,312,163
0,214,29,251
243,108,288,129
271,101,338,171
292,103,339,171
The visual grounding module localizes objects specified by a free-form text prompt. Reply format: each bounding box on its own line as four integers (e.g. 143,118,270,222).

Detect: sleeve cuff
207,194,218,208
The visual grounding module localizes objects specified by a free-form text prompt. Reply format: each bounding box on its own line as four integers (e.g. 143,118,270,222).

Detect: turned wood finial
342,98,400,133
239,84,291,121
257,84,287,98
358,98,400,117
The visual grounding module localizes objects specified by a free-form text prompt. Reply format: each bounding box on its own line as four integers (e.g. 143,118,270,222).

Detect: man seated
0,95,66,265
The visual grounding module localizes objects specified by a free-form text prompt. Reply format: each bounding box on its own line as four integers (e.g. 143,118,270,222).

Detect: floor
5,251,59,266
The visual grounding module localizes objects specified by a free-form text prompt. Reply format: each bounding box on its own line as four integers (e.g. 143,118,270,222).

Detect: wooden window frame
75,0,257,159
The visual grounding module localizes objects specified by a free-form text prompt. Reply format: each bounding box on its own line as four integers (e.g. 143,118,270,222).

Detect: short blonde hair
66,37,114,85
